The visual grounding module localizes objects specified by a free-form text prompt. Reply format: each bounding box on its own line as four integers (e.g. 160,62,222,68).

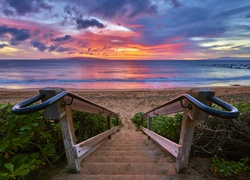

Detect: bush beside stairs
53,128,200,179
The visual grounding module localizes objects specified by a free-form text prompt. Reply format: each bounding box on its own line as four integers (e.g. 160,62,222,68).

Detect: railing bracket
62,97,74,106
99,108,104,115
180,100,192,110
153,111,158,116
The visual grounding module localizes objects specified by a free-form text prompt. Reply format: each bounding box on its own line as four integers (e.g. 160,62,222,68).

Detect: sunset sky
0,0,250,60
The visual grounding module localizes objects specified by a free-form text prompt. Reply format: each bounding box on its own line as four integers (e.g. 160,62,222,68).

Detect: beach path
53,128,200,179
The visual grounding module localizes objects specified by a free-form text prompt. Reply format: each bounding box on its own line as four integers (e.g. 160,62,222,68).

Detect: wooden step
52,129,201,179
53,174,201,180
80,163,176,175
83,155,173,163
90,150,162,156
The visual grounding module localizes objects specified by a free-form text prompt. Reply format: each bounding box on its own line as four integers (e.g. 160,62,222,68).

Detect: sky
0,0,250,60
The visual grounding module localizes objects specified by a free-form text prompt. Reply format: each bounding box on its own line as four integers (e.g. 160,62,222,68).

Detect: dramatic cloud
51,35,72,42
30,40,47,51
48,45,57,52
87,0,157,19
171,0,181,8
56,46,73,52
76,18,105,29
0,25,31,45
0,0,249,60
5,0,52,15
3,9,14,16
0,43,8,48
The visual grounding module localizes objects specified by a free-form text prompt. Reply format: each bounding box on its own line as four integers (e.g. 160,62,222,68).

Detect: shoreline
0,84,247,91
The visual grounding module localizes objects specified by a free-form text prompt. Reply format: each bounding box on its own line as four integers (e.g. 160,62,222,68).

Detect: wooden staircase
53,128,200,179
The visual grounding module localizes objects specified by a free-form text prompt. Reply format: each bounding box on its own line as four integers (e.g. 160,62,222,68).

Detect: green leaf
19,125,31,131
16,169,30,176
0,140,10,152
0,173,8,177
5,163,14,174
31,122,39,127
14,164,30,176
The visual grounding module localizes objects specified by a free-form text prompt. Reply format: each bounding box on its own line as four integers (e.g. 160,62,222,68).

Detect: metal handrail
12,90,119,117
142,94,239,119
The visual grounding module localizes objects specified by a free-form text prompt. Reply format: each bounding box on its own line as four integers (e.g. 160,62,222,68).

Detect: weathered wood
60,105,79,173
176,88,214,173
40,88,79,172
107,116,111,139
144,100,183,118
40,88,65,119
147,117,152,139
147,117,152,130
75,126,119,158
71,98,117,117
141,126,181,158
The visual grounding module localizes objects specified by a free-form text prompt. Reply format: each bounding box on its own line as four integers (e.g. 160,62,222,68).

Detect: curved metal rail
12,90,119,117
142,94,239,119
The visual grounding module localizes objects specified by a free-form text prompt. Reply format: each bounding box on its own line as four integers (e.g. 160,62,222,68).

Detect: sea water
0,59,249,89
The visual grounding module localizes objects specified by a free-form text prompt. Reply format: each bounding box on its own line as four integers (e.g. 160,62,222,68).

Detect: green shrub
0,103,62,179
131,112,182,142
151,113,182,143
210,156,250,177
131,112,145,130
0,103,120,179
73,111,121,143
192,102,250,160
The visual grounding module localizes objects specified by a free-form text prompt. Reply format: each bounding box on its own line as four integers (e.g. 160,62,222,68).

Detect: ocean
0,59,250,89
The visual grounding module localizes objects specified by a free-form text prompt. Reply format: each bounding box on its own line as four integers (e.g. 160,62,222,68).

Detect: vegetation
131,112,182,142
210,156,249,177
131,102,250,178
0,103,121,179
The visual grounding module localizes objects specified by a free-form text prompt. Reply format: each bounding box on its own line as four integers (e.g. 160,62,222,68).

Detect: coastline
1,86,250,129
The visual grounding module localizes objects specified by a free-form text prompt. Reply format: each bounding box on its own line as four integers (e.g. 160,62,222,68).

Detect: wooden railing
12,88,120,173
141,88,239,173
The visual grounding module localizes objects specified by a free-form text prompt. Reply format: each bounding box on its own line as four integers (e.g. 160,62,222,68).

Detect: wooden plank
40,88,65,119
176,88,214,173
141,126,181,158
147,117,152,130
107,116,111,139
71,98,117,117
59,104,79,173
75,126,119,158
145,100,183,118
40,88,79,172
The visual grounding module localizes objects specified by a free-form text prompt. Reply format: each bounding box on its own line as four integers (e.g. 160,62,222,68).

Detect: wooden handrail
142,93,239,119
12,88,119,117
140,88,239,173
12,87,120,173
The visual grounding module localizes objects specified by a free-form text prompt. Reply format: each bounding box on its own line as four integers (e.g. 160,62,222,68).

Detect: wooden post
147,117,152,130
107,116,111,139
116,117,120,131
147,117,152,139
176,88,214,173
40,88,79,173
141,117,144,127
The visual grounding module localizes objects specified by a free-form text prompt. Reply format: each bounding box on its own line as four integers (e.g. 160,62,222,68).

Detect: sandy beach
1,86,250,128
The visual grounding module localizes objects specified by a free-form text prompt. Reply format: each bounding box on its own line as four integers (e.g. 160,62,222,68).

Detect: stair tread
53,174,201,180
83,155,174,163
80,162,176,175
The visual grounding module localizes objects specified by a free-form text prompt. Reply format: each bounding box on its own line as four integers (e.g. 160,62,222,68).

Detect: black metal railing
140,89,239,173
142,93,239,119
11,88,120,173
12,90,118,117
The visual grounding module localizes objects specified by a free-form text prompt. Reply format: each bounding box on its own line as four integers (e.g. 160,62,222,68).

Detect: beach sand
1,86,250,129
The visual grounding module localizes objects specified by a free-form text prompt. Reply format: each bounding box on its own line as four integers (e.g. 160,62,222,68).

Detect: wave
1,75,250,84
